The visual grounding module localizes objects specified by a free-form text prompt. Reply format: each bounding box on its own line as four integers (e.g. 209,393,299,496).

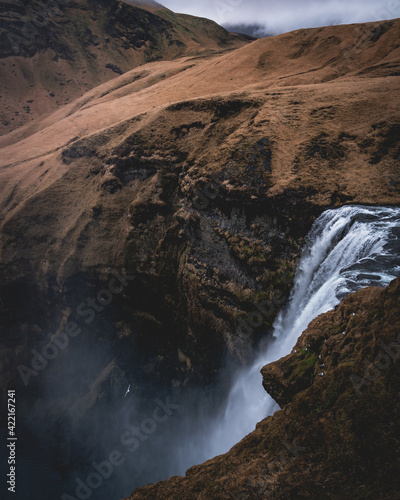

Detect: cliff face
0,0,249,135
128,276,400,499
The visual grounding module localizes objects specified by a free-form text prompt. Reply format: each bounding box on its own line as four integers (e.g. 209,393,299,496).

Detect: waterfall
27,205,399,499
191,205,400,463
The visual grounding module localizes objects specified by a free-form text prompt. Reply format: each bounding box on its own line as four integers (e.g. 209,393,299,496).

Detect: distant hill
0,0,250,135
223,23,270,38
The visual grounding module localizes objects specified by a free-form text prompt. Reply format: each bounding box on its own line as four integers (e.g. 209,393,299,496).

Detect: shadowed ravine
7,202,400,500
126,206,400,500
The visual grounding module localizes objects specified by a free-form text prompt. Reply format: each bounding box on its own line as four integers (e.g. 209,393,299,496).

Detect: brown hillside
0,19,400,390
0,0,249,135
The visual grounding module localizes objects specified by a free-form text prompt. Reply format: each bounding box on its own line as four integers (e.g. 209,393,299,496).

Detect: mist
13,278,250,500
160,0,400,34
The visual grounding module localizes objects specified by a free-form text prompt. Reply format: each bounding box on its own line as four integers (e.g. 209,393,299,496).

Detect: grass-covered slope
0,0,249,134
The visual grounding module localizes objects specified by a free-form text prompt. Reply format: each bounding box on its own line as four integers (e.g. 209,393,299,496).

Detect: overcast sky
160,0,400,34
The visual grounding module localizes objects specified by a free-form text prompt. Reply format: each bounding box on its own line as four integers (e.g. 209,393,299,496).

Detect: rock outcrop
1,19,400,396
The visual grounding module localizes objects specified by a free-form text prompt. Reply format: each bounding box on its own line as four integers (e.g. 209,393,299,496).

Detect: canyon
0,2,399,498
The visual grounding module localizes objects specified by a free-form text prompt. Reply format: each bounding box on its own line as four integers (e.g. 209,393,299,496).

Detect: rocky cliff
128,276,400,499
1,19,400,393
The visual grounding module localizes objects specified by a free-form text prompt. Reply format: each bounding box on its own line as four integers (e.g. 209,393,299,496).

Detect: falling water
191,205,400,463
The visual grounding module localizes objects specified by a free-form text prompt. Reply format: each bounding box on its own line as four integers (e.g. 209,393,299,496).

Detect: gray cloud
160,0,400,34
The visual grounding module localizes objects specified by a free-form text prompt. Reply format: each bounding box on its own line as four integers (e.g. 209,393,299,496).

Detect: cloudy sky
160,0,400,34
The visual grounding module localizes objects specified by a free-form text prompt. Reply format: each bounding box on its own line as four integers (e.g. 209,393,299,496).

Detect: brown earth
0,0,250,136
127,276,400,500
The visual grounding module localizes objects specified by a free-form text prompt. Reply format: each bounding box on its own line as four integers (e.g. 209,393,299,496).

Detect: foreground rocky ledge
127,276,400,499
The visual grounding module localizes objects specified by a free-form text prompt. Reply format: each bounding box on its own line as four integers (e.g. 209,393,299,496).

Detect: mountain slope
0,0,249,135
1,19,400,388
